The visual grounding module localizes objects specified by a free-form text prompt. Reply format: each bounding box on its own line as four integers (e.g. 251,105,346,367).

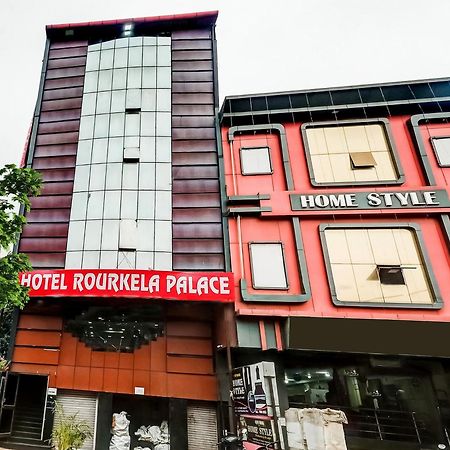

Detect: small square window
123,147,140,162
350,152,376,169
240,147,272,175
249,242,288,289
377,265,405,285
431,137,450,167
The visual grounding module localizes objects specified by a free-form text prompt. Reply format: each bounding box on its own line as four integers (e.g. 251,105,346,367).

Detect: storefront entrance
284,354,447,448
0,373,48,447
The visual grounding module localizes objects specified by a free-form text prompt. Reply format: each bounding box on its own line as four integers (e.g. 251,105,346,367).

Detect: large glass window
303,122,401,185
322,226,434,305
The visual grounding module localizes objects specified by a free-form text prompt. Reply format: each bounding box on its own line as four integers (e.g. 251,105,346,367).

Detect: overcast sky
1,0,450,167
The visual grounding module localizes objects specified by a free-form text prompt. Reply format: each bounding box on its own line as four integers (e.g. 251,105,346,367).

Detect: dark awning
287,317,450,358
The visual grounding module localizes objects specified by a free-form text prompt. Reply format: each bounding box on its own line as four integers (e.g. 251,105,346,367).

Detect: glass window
431,137,450,166
137,220,155,250
84,220,102,250
127,67,142,89
108,137,125,163
142,67,157,88
109,113,125,137
123,147,140,162
323,227,434,305
103,191,121,219
66,221,86,251
141,112,156,136
240,146,272,175
81,92,97,116
112,68,127,90
157,45,171,67
85,51,100,72
125,111,141,136
113,47,128,68
143,46,157,67
89,164,106,191
128,46,143,67
156,67,171,89
86,191,104,219
126,89,142,109
119,220,137,250
121,191,138,219
249,242,288,289
155,162,171,191
96,91,111,114
137,190,156,220
304,122,399,184
154,220,172,252
155,191,171,220
99,49,114,70
156,112,171,137
93,114,110,138
122,163,139,189
101,220,120,250
118,250,137,269
79,115,95,140
98,69,113,91
156,89,171,112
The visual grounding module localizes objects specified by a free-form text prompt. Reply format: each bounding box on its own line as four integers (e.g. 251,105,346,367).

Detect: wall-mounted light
122,22,134,37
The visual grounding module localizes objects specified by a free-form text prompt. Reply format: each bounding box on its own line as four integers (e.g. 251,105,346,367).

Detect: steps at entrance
11,406,43,441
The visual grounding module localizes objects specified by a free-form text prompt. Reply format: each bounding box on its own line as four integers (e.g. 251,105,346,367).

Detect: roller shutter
53,390,97,450
187,401,218,450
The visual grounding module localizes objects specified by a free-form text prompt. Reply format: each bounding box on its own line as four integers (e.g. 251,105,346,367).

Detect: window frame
319,223,442,309
248,241,289,290
301,118,404,187
239,145,273,176
430,136,450,167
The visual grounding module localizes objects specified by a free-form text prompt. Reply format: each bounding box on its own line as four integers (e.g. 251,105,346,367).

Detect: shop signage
19,269,234,302
240,416,277,447
290,189,450,211
232,362,271,416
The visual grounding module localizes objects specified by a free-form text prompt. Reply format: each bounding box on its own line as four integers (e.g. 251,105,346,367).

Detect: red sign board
19,269,235,303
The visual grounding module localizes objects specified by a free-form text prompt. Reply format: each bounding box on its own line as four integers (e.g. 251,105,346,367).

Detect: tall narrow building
2,11,232,450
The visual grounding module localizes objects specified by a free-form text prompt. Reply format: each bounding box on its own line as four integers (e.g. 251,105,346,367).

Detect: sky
1,0,450,167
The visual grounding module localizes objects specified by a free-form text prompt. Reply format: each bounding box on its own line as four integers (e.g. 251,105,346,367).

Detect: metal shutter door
187,401,218,450
53,390,97,450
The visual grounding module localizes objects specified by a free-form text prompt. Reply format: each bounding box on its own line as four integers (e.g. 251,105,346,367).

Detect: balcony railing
289,402,433,445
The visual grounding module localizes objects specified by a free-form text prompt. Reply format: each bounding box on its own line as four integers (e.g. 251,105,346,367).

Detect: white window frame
249,242,288,290
240,146,273,175
431,137,450,167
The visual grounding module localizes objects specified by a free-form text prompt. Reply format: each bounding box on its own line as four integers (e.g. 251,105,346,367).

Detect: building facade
0,11,232,450
219,80,450,449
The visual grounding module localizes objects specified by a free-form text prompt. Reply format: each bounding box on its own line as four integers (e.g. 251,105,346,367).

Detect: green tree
0,164,41,310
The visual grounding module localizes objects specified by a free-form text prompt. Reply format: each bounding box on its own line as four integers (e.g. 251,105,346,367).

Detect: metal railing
289,402,432,445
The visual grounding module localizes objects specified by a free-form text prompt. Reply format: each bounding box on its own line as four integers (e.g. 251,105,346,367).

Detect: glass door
0,373,19,437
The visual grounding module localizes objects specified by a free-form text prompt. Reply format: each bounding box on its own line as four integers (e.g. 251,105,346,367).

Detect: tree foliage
0,164,41,310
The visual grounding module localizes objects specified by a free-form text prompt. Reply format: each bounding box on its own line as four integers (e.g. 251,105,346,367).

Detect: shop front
0,268,234,450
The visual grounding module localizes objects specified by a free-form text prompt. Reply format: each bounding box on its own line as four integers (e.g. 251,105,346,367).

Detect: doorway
0,373,48,444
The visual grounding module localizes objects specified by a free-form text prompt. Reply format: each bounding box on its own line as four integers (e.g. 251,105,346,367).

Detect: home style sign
20,269,235,302
290,189,450,211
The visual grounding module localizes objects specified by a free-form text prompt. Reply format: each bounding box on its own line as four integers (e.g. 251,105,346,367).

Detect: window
349,151,376,169
431,137,450,166
303,121,401,185
249,242,288,289
322,226,435,306
240,146,272,175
